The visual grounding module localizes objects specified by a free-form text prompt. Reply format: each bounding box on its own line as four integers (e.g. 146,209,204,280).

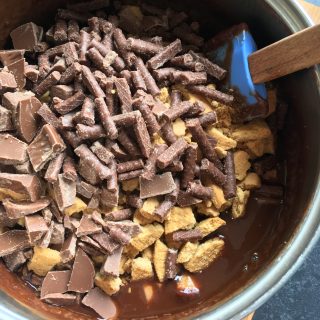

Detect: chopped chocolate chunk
0,173,42,202
127,37,163,55
162,101,192,122
187,85,234,105
118,169,143,181
172,229,202,242
82,287,117,320
0,106,13,132
79,97,95,126
75,144,111,180
78,158,102,185
61,233,77,263
95,97,118,139
0,71,17,91
25,214,49,244
82,65,105,98
187,181,212,200
135,104,160,136
176,190,202,207
54,91,86,115
76,124,105,140
153,67,175,82
63,156,77,182
50,222,65,245
105,209,133,221
223,151,236,199
76,214,102,237
140,172,176,199
37,104,61,129
101,246,123,276
27,124,66,172
134,113,152,158
190,51,226,80
90,141,114,165
43,293,77,306
16,97,41,142
49,58,67,74
91,232,120,254
160,122,178,145
34,71,61,96
80,235,106,254
52,174,76,211
0,49,25,66
156,138,188,169
117,159,144,174
77,180,98,199
10,22,42,50
186,118,221,168
68,248,95,293
200,159,227,187
0,134,28,165
25,65,39,83
3,198,50,219
0,230,30,257
7,58,26,89
3,251,26,272
165,248,178,279
44,153,65,183
181,144,198,189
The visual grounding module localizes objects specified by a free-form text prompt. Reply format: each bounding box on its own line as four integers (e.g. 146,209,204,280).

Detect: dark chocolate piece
82,65,105,98
101,246,123,276
156,138,188,169
61,233,77,263
200,158,227,187
0,230,30,257
78,158,101,185
176,190,202,207
181,144,198,189
153,67,175,82
134,113,152,158
0,134,28,165
170,71,207,86
51,85,74,100
172,229,202,242
113,28,134,65
54,19,68,44
197,112,217,127
118,169,143,182
140,172,176,199
223,151,236,199
53,91,86,115
187,181,212,200
107,159,117,192
63,156,77,182
165,248,178,279
37,103,61,129
25,214,49,244
90,141,114,165
52,174,76,211
91,232,120,254
187,85,234,105
117,159,144,174
76,214,102,237
33,71,61,96
82,287,117,320
68,248,95,293
64,42,79,66
61,131,82,149
3,251,26,272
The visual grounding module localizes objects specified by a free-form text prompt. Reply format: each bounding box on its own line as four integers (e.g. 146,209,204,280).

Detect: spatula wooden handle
248,24,320,83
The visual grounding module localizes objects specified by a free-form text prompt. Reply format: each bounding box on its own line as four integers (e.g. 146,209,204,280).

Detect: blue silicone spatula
207,23,320,114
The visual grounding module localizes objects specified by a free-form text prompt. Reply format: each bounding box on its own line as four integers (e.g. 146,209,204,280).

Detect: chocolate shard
10,22,42,50
140,172,176,199
187,181,212,200
176,190,202,207
16,97,41,143
200,158,227,188
68,248,95,293
165,248,178,279
0,230,30,257
3,251,26,272
76,214,102,237
82,287,117,320
0,134,28,165
0,49,25,66
61,233,77,263
147,39,182,70
7,58,26,89
27,124,66,172
3,198,51,219
156,138,188,169
0,71,17,91
82,65,105,98
77,180,98,199
41,269,71,299
134,113,152,158
172,229,202,242
187,85,234,105
39,221,54,248
0,173,42,202
114,77,132,113
0,106,14,132
223,151,237,199
44,152,66,183
52,174,76,211
50,222,65,245
51,85,74,100
91,232,120,254
106,220,141,239
37,103,61,129
101,246,123,277
43,293,77,306
105,209,133,221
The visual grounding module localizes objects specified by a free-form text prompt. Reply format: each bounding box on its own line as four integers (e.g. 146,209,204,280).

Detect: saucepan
0,0,319,319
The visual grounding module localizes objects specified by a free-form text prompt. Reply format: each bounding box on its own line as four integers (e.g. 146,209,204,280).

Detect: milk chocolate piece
132,55,160,96
3,251,26,272
114,77,132,113
141,144,167,180
0,71,17,91
76,214,102,237
95,97,118,139
79,97,95,126
25,65,39,83
75,144,111,180
7,58,26,89
82,287,117,320
134,113,152,158
61,233,77,263
0,106,13,132
160,122,177,145
135,104,160,136
82,65,105,98
68,248,95,293
37,104,61,129
3,198,50,219
77,181,98,199
25,214,49,244
127,37,163,55
78,242,102,257
105,209,133,221
16,97,41,142
162,101,192,122
131,70,146,91
76,124,105,140
117,129,140,157
10,22,42,50
52,174,76,211
80,235,106,254
176,190,202,207
0,134,28,165
87,191,101,210
43,293,77,306
186,118,221,168
0,230,30,257
140,172,176,199
78,158,101,185
157,138,188,169
45,152,65,183
165,248,178,279
172,229,202,242
106,220,141,238
187,181,212,200
188,85,234,105
91,232,120,254
54,91,86,115
2,91,33,114
147,39,182,70
181,144,198,189
62,156,77,182
117,159,144,174
101,246,123,276
190,51,226,80
27,124,66,171
90,141,114,165
50,222,65,245
223,151,236,199
68,20,80,43
200,158,227,187
34,71,61,96
0,50,25,66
